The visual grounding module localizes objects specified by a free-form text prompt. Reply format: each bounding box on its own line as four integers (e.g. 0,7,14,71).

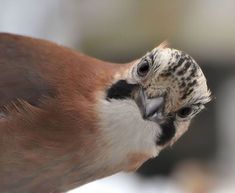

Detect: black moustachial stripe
106,80,137,100
156,116,176,145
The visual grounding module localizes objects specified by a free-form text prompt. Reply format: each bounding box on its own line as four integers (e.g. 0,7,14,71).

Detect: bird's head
102,43,211,167
131,43,211,145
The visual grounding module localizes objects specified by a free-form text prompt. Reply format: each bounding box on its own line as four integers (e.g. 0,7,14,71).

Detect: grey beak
135,88,165,122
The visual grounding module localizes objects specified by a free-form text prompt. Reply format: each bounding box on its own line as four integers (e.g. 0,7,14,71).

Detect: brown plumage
0,33,211,193
0,33,124,192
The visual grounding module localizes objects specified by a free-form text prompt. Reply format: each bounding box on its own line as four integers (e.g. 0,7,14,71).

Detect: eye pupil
137,60,150,77
177,107,192,118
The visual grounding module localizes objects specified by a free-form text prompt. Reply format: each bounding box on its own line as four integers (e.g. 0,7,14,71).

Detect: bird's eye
137,60,150,77
177,107,193,118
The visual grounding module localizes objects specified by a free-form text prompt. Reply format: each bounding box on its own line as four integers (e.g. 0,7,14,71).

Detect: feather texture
0,33,128,192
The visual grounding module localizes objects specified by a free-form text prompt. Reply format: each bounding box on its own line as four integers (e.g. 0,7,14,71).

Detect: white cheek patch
96,98,163,167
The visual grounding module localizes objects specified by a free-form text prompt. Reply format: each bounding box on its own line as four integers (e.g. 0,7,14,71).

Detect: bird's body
0,33,211,193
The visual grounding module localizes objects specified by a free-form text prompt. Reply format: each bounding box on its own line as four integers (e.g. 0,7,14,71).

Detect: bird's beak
135,88,165,123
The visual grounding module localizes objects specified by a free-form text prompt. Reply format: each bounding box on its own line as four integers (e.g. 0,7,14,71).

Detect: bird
0,33,211,193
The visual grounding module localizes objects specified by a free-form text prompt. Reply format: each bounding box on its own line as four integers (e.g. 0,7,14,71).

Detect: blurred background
0,0,234,192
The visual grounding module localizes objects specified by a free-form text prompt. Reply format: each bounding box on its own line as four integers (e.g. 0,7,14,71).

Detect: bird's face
129,45,211,146
105,44,211,152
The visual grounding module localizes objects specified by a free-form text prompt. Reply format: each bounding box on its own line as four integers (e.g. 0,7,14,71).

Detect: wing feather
0,33,56,110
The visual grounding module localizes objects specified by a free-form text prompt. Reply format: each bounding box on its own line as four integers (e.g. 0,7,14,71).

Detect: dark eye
177,107,193,118
137,60,150,77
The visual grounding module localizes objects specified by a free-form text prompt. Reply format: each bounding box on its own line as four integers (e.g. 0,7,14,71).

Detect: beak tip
135,88,165,122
